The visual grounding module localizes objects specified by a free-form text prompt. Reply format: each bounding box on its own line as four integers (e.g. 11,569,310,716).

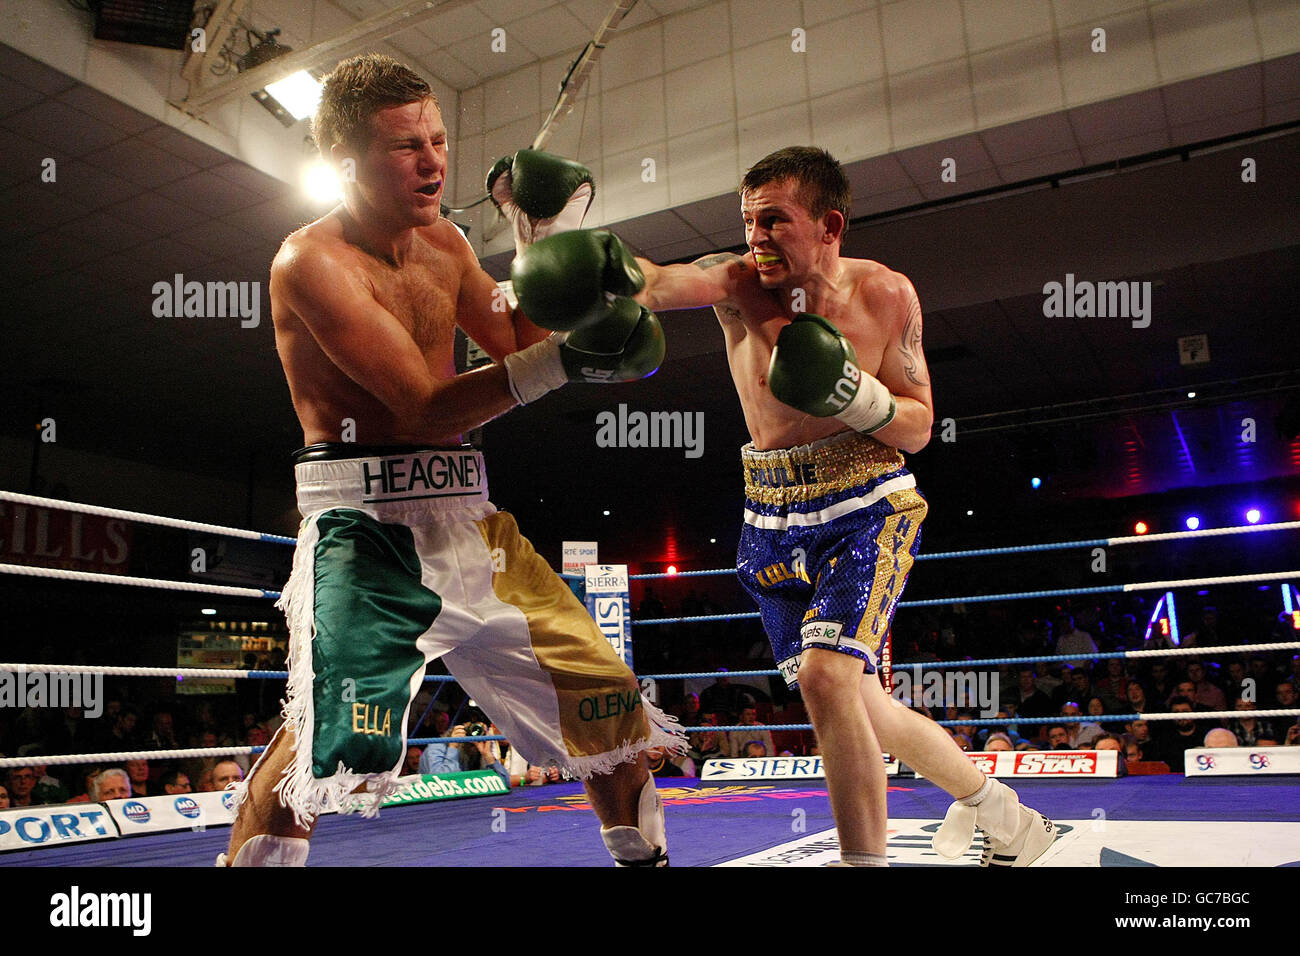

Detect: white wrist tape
835,367,896,434
503,337,567,405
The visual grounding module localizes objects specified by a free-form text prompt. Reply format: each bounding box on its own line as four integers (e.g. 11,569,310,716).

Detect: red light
1134,521,1149,535
666,565,678,576
1159,618,1169,636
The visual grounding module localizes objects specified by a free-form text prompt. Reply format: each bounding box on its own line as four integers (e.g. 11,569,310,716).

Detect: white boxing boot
933,777,1056,867
599,775,668,867
216,834,310,867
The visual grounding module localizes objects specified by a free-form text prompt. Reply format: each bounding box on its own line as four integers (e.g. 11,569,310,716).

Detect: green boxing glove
487,149,595,256
504,297,665,405
767,313,896,434
510,229,644,332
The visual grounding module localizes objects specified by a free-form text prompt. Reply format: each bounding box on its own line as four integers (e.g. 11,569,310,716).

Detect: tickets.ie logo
1195,754,1217,771
1249,753,1270,770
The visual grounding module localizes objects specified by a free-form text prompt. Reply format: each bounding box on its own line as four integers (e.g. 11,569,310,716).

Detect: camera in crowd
464,722,488,737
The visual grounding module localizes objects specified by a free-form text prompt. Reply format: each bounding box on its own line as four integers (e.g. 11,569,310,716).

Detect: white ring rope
0,490,294,544
0,664,274,679
0,746,258,769
0,563,275,598
1106,520,1300,546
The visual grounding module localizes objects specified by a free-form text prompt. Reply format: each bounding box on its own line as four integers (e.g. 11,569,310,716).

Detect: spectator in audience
1226,660,1249,701
27,758,69,805
90,768,130,801
234,724,271,776
1120,733,1144,762
160,769,192,794
65,767,101,804
1054,613,1098,665
1185,661,1227,712
5,768,39,807
1275,679,1298,712
1147,661,1176,705
1126,681,1152,714
1046,725,1071,750
0,783,8,809
646,745,685,778
1062,666,1093,705
1285,722,1300,746
106,708,141,751
1229,699,1276,747
687,723,728,769
1203,728,1237,748
951,733,972,752
1085,696,1108,720
125,759,151,797
402,746,422,776
149,711,179,750
984,733,1014,752
1249,658,1278,704
212,760,244,792
1094,659,1130,711
727,704,775,758
1151,698,1205,769
419,721,507,783
197,768,214,792
1094,734,1122,752
675,693,701,727
1013,669,1056,720
1033,662,1064,702
1061,701,1103,748
740,740,769,758
1126,718,1155,755
1182,607,1220,647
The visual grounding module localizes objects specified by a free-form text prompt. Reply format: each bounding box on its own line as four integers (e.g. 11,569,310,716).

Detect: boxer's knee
797,648,864,708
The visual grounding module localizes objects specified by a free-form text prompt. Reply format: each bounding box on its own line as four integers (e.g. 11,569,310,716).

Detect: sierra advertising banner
584,564,632,666
702,755,900,781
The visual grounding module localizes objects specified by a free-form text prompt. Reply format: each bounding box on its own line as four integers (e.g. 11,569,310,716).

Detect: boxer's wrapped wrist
835,370,896,434
503,336,567,405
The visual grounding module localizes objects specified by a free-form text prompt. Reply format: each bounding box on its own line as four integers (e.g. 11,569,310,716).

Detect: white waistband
743,473,917,530
294,449,488,517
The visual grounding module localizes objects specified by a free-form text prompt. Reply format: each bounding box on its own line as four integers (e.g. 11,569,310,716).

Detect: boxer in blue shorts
220,54,683,867
629,146,1056,867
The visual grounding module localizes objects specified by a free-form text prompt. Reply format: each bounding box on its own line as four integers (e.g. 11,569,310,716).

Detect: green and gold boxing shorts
241,445,683,826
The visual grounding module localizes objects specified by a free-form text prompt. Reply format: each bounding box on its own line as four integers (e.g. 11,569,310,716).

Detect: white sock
840,850,888,866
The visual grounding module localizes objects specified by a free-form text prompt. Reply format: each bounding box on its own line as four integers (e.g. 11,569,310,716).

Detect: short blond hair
312,53,436,155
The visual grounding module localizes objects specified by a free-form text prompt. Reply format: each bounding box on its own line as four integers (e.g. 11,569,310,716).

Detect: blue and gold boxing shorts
737,431,928,689
240,445,682,826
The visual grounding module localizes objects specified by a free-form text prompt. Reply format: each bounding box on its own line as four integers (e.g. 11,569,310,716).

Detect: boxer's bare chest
713,267,893,447
363,240,459,356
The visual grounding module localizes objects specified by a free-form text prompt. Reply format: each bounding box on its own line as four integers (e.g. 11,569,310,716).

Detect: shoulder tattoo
898,294,928,388
693,251,746,271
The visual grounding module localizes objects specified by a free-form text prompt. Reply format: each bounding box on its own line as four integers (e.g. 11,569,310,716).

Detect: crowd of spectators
1,596,1296,801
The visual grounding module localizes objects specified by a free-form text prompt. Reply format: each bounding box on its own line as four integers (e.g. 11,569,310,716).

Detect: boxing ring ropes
0,487,1298,775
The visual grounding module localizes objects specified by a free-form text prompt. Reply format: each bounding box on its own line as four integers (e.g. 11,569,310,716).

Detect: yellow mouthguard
754,253,780,264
